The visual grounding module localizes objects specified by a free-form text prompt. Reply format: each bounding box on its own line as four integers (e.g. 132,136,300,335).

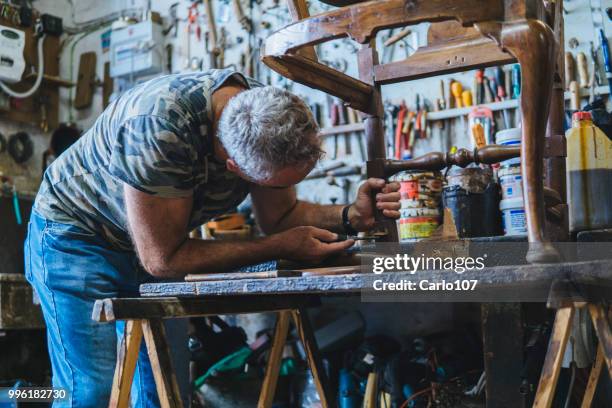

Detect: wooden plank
142,319,184,408
74,52,97,110
580,344,604,408
363,372,378,408
533,307,575,408
588,304,612,376
258,311,291,408
291,309,332,408
109,320,143,408
184,270,302,282
92,295,320,322
139,260,612,298
481,303,525,408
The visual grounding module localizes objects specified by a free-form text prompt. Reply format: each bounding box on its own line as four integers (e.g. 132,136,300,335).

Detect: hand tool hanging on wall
347,107,366,161
598,29,612,96
461,89,473,107
393,103,407,159
451,81,463,108
337,102,352,155
569,80,580,111
185,2,200,69
474,69,484,104
203,0,220,68
504,69,512,99
328,96,340,159
232,0,252,33
469,107,495,145
565,52,576,89
447,79,455,109
577,51,589,88
588,42,601,102
482,76,494,103
471,122,486,148
511,64,521,98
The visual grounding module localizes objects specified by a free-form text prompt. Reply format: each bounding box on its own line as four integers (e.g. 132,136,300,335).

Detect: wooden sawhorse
533,280,612,407
92,295,332,408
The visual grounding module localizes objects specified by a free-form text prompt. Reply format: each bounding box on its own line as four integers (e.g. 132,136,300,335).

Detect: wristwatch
342,205,357,235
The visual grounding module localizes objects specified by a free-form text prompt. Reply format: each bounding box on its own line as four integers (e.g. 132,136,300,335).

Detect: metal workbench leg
142,319,184,408
291,308,332,408
109,319,143,408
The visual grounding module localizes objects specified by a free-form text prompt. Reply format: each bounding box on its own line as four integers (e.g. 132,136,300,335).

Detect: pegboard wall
0,0,610,202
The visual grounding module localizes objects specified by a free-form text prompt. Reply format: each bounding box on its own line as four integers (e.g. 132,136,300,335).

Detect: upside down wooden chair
263,0,567,264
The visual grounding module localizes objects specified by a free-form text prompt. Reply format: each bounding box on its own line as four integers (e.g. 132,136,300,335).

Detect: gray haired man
25,69,401,407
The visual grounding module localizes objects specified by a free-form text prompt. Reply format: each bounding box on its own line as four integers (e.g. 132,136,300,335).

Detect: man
25,69,401,407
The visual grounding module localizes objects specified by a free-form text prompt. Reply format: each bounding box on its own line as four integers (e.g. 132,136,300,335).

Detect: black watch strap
342,205,357,235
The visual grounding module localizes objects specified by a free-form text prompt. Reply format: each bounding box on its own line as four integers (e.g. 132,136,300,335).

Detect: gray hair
217,86,322,181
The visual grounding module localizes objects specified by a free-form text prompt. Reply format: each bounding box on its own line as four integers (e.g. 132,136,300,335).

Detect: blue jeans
24,211,167,407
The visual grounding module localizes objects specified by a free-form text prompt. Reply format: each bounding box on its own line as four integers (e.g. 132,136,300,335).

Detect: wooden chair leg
580,344,605,408
141,319,184,408
291,309,333,408
533,307,575,408
588,304,612,375
497,20,561,264
258,311,291,408
109,319,143,408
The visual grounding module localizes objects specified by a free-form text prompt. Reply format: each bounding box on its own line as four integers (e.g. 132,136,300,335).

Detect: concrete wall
1,0,610,197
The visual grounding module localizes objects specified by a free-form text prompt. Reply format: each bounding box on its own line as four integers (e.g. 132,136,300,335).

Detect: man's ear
226,159,240,174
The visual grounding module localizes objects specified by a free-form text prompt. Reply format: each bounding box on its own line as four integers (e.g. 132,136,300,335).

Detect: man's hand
273,226,354,263
348,178,401,231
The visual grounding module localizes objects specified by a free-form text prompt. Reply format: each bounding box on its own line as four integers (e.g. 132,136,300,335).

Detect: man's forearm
154,235,282,278
272,201,346,233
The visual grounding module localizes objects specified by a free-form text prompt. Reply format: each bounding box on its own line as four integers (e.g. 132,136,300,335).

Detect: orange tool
461,90,473,107
471,123,486,148
451,81,463,108
394,103,407,159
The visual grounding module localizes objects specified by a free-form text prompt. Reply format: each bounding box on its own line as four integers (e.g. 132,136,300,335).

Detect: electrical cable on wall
0,34,46,99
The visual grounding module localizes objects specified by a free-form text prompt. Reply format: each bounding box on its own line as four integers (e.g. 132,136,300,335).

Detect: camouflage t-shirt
34,69,258,250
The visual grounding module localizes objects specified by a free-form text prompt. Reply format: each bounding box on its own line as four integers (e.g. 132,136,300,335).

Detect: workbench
93,259,612,408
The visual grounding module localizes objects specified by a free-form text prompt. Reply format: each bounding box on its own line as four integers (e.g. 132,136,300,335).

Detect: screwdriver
598,29,612,96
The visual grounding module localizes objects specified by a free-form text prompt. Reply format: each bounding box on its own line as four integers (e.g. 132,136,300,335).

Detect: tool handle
577,52,589,88
569,81,580,111
12,189,22,225
565,52,576,87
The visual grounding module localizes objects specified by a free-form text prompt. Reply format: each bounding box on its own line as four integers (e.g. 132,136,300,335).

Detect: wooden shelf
317,86,611,129
427,85,611,121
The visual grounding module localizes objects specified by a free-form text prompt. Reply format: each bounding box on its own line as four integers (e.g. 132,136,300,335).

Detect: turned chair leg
499,20,561,263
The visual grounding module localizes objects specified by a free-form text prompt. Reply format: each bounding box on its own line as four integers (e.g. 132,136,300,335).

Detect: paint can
398,208,441,241
443,167,502,237
498,165,523,200
500,197,527,236
495,128,521,167
392,171,442,241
